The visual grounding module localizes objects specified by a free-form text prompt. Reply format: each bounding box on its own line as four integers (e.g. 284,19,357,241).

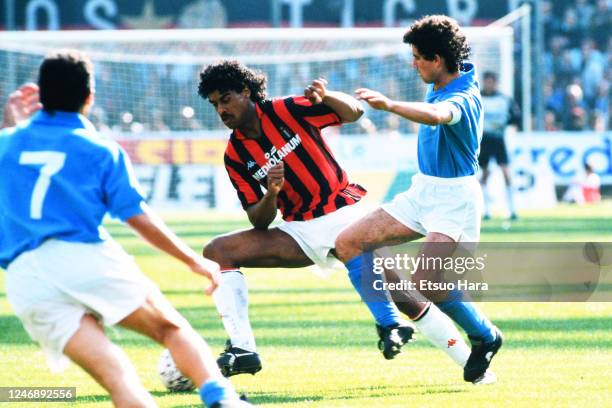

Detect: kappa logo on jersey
246,160,256,170
447,338,457,348
251,134,302,181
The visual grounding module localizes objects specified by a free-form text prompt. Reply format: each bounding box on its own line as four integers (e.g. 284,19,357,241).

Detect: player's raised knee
334,229,360,263
202,236,225,262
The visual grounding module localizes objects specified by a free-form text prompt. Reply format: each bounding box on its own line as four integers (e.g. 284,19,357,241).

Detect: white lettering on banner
446,0,478,25
508,133,612,184
85,0,118,29
26,0,60,30
383,0,416,27
327,133,612,185
252,134,302,181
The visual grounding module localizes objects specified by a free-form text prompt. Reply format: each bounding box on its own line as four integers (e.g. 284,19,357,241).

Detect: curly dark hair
403,15,471,73
198,60,267,102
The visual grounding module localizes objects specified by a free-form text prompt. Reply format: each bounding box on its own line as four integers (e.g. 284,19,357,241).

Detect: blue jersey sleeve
443,93,470,125
100,144,145,221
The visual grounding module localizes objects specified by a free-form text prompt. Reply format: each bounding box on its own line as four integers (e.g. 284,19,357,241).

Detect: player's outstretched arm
355,88,458,126
1,83,42,129
126,203,220,294
246,162,284,229
305,78,364,123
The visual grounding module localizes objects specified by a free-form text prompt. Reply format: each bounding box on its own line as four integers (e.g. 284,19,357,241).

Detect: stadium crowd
540,0,611,132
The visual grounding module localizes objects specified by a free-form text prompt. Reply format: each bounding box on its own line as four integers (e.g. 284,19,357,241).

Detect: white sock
212,270,256,352
413,303,470,367
505,184,516,215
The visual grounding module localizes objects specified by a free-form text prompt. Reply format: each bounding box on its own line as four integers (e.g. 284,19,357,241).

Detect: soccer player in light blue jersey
0,50,251,408
335,15,502,384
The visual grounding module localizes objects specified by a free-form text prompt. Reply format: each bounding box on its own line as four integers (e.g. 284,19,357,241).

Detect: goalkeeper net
0,28,513,137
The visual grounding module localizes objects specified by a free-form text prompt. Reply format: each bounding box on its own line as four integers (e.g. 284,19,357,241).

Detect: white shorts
381,173,483,242
5,239,156,372
277,202,365,274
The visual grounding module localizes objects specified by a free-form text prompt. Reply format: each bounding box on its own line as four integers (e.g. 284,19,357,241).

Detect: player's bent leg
118,292,244,407
203,228,312,376
118,290,220,386
203,228,312,269
420,233,502,382
335,208,421,263
64,314,156,408
335,209,424,359
411,232,458,303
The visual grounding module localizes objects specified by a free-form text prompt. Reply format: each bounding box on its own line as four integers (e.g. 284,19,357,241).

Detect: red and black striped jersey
224,96,366,222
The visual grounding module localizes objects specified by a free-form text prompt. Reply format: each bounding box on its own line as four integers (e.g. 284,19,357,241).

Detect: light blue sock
199,378,237,407
345,252,402,328
436,289,496,343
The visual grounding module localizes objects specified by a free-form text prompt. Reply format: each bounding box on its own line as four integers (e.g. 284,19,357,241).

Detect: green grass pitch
1,203,611,407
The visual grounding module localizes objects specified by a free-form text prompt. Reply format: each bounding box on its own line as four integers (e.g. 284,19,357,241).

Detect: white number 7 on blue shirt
19,151,66,219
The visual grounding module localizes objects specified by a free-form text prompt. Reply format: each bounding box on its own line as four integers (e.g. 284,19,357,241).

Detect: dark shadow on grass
3,311,612,350
244,393,324,405
163,391,325,407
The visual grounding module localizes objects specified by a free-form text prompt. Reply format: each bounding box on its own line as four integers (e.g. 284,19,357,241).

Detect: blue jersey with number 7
0,111,145,269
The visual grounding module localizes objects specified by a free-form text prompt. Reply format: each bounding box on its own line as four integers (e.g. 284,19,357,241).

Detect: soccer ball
157,349,195,392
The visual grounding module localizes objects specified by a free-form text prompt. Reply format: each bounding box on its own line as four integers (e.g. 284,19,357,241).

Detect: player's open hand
304,78,328,105
2,83,42,128
355,88,392,111
266,162,285,196
189,257,221,295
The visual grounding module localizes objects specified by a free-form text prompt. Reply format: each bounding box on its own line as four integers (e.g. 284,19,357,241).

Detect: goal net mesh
0,28,513,137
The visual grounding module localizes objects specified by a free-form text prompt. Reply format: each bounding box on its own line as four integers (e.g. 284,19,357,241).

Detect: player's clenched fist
304,78,328,105
266,162,285,195
355,88,393,111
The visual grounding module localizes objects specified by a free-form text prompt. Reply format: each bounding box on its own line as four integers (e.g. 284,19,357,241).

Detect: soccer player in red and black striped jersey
197,60,417,377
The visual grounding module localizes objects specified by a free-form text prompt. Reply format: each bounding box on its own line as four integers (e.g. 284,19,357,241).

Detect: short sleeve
101,144,146,221
224,153,264,210
442,93,470,126
436,101,463,125
284,96,341,129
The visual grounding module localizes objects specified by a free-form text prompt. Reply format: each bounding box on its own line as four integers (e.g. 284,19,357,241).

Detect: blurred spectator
151,109,170,131
575,0,595,32
591,0,612,46
178,106,203,130
563,162,601,204
544,109,560,131
541,0,611,131
580,38,605,103
562,83,588,131
593,81,610,131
